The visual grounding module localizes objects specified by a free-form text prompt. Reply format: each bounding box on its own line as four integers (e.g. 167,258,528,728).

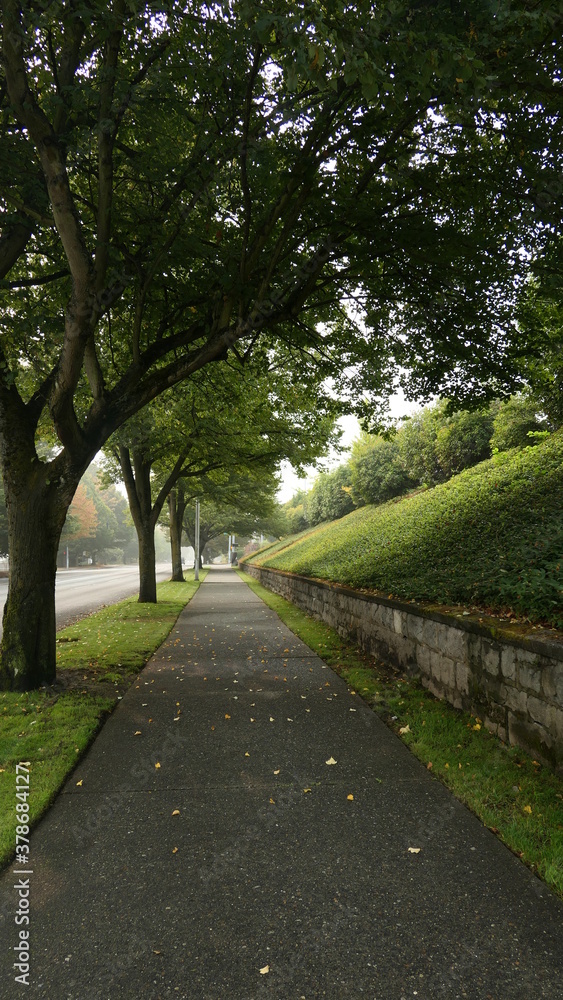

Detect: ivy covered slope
247,433,563,628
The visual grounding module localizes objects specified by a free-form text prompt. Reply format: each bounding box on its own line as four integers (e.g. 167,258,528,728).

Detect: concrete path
1,567,562,999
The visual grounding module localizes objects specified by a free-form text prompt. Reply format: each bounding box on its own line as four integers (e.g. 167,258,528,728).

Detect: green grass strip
0,573,205,869
238,570,563,899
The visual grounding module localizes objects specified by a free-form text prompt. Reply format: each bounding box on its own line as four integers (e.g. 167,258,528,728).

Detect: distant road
0,563,172,635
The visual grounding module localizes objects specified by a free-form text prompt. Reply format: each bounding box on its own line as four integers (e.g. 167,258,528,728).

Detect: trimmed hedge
246,433,563,627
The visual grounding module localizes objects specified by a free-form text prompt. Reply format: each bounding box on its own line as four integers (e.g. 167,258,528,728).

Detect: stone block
428,649,455,690
422,618,439,649
440,627,467,662
455,662,469,696
480,640,501,677
541,664,563,703
393,609,407,635
500,647,517,682
377,605,395,630
505,687,528,715
527,696,548,728
406,613,424,643
416,644,432,677
517,661,542,695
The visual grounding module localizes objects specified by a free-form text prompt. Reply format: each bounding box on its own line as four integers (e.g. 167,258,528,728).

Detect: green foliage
349,433,414,506
304,465,356,526
434,407,495,479
249,432,563,627
397,400,495,486
490,395,549,452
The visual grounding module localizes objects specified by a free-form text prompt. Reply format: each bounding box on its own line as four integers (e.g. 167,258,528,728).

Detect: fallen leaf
260,965,269,975
134,731,142,736
171,810,180,816
347,794,354,801
303,788,312,794
245,752,250,757
172,847,178,854
325,757,337,765
269,798,275,804
76,779,83,787
250,718,256,723
427,762,433,770
472,723,481,731
225,714,231,719
399,725,411,735
408,847,421,854
274,769,280,775
523,805,532,815
269,717,275,722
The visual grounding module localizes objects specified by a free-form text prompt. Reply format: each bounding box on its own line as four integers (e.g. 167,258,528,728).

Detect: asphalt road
0,563,172,634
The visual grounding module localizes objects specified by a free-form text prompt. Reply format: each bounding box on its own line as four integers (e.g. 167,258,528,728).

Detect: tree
434,407,495,479
59,482,98,547
490,395,549,453
349,433,414,507
304,465,356,526
1,2,562,688
106,359,338,601
181,477,280,562
398,403,449,486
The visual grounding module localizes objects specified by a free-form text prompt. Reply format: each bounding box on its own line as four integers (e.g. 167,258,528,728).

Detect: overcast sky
277,387,421,503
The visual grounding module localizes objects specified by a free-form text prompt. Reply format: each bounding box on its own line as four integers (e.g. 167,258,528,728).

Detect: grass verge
238,570,563,899
245,433,563,628
0,573,205,869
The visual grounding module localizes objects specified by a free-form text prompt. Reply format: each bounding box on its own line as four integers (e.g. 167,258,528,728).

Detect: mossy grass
0,573,205,869
238,570,563,899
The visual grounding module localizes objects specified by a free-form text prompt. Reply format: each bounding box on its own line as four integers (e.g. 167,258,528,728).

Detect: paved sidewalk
1,567,562,999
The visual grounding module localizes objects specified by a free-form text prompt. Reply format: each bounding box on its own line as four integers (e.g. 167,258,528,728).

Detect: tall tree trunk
0,449,77,691
118,446,158,603
138,518,157,603
169,485,187,582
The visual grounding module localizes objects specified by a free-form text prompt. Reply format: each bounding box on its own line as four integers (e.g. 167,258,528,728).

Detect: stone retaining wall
243,563,563,770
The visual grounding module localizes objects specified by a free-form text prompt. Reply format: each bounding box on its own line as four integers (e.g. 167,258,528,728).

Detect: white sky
277,387,421,503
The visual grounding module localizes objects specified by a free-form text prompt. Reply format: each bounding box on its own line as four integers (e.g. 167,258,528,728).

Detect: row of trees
1,2,561,689
284,394,560,530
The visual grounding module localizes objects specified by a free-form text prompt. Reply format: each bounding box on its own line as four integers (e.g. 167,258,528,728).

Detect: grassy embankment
0,574,205,868
240,435,563,896
249,433,563,629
